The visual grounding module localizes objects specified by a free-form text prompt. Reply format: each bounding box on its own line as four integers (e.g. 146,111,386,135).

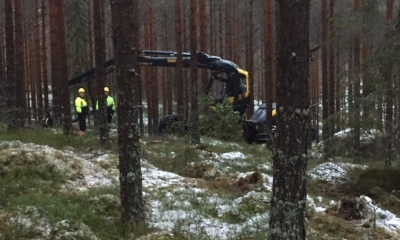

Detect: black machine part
242,103,317,144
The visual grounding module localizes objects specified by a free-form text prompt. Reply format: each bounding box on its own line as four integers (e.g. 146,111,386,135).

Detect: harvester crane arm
69,49,250,115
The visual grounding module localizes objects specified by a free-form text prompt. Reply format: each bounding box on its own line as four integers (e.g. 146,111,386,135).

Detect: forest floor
0,125,399,239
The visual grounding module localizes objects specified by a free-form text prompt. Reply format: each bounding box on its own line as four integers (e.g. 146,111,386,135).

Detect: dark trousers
107,114,112,124
106,107,114,124
77,113,87,131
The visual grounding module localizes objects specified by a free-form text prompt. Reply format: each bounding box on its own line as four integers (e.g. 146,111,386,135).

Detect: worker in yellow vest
96,87,116,124
75,88,88,136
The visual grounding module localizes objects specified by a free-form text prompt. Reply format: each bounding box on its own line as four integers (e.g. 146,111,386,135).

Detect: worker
75,88,88,136
96,86,116,124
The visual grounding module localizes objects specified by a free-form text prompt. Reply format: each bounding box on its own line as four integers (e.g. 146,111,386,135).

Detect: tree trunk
93,0,108,144
189,0,200,145
41,0,49,112
175,0,185,129
335,32,341,131
49,0,72,134
0,22,5,117
199,0,208,88
321,0,329,141
264,0,273,136
149,2,158,135
385,0,395,166
35,0,44,120
353,0,361,163
246,0,254,118
5,0,18,131
111,0,145,231
328,0,335,136
144,8,153,134
15,0,26,127
268,0,310,239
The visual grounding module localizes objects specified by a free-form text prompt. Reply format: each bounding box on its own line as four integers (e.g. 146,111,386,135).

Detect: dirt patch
233,171,264,192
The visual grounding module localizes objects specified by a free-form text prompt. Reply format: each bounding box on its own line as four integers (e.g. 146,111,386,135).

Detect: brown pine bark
88,0,94,67
5,0,18,131
163,5,173,115
335,33,341,130
268,0,310,238
0,24,5,115
189,0,200,144
28,35,36,124
199,0,208,87
232,0,239,64
144,8,153,134
209,0,215,54
49,0,72,134
15,0,26,127
353,0,361,163
264,0,273,134
385,0,395,166
175,0,185,122
224,1,231,61
218,0,224,58
149,2,158,134
184,3,190,120
273,1,279,102
328,0,335,136
246,0,254,118
110,0,145,229
93,0,108,143
321,0,329,141
35,0,44,120
41,0,49,112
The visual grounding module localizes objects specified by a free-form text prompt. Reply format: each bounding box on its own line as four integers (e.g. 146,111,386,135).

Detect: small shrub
198,96,242,141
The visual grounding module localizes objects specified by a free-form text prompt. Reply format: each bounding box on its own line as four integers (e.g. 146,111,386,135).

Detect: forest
1,0,400,239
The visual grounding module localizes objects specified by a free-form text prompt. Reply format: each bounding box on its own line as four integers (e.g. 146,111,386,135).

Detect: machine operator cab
242,103,277,144
242,103,317,145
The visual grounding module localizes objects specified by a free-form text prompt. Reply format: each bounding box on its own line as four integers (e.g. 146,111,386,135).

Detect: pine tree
111,0,145,231
268,0,311,239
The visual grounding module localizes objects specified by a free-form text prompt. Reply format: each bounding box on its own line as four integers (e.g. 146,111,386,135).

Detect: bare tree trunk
175,0,185,130
189,0,200,144
35,0,44,120
385,0,395,166
268,0,310,239
5,0,18,131
335,33,341,131
88,0,94,67
49,0,72,134
162,4,173,115
246,0,254,118
144,8,153,134
273,1,279,102
15,0,26,127
111,0,145,231
328,0,335,136
321,0,329,141
0,22,5,117
199,0,208,87
41,0,49,112
93,0,108,144
149,2,158,134
264,0,273,136
353,0,361,163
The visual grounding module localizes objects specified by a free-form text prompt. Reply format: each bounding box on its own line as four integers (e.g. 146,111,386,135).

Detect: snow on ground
308,161,368,184
334,128,381,142
1,140,400,238
360,196,400,234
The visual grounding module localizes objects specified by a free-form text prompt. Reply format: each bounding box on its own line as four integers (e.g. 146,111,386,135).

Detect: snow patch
308,162,367,184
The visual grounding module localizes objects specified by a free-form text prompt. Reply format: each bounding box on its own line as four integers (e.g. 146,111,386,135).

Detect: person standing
96,86,116,124
75,88,88,136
